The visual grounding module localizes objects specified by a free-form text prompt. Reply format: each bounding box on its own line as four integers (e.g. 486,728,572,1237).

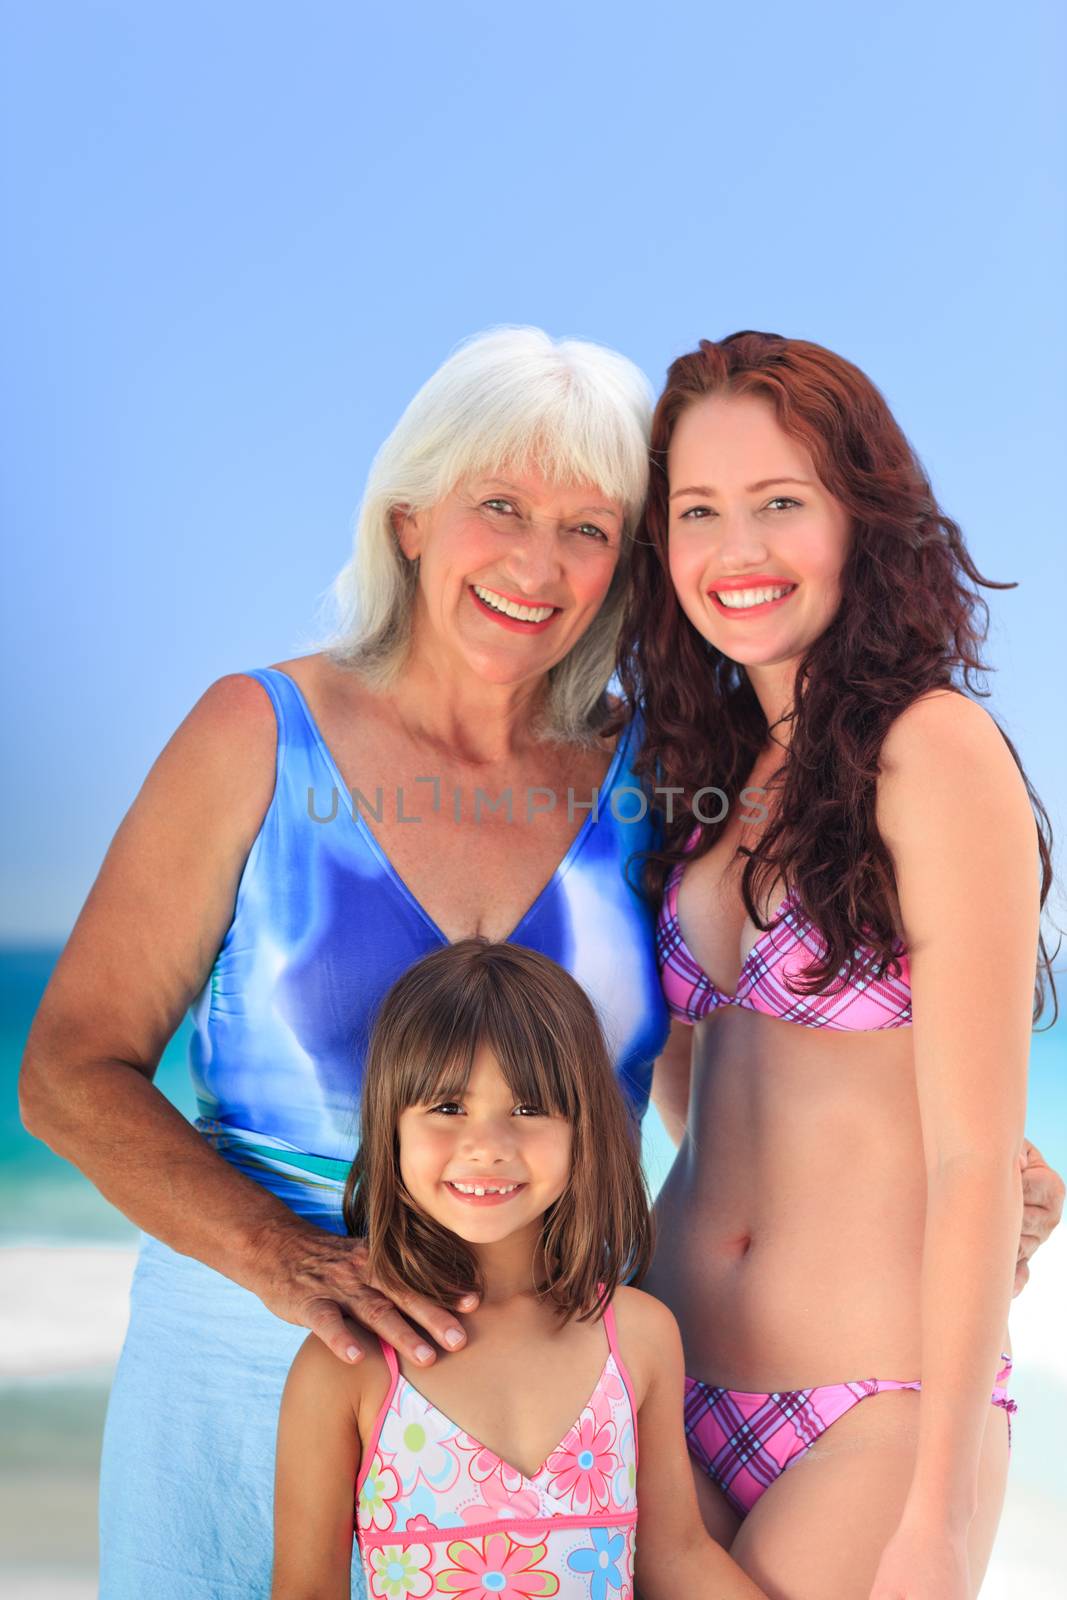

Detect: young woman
272,937,767,1599
612,332,1056,1598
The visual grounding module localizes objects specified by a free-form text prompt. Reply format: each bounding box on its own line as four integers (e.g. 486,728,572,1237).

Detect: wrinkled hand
1016,1138,1065,1296
868,1523,969,1600
245,1216,476,1366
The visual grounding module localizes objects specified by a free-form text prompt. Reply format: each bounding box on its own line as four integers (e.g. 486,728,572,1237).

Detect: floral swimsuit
355,1300,639,1599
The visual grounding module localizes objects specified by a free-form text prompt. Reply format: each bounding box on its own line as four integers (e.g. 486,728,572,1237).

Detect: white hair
318,326,652,745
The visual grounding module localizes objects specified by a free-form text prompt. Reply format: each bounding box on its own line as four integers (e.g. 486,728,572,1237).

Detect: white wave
0,1244,137,1379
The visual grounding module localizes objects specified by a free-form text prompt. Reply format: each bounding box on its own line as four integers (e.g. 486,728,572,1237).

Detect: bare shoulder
878,690,1034,856
272,649,391,733
267,652,327,693
271,650,366,703
609,1285,683,1401
880,689,1015,779
287,1327,358,1395
19,669,290,1083
611,1283,682,1343
158,672,281,838
178,670,277,756
286,1330,391,1435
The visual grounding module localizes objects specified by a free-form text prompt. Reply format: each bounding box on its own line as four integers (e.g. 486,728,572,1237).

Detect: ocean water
0,949,198,1248
2,947,1065,1594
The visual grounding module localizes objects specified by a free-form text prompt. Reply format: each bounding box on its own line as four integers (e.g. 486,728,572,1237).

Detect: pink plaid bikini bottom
684,1356,1016,1519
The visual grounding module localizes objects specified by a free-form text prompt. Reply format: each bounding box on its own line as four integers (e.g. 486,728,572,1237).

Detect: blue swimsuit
99,667,670,1598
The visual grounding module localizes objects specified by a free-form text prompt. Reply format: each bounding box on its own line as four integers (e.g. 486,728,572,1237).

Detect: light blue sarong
100,1231,368,1598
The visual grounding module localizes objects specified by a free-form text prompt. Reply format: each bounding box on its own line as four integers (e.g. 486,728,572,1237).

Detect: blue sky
2,0,1064,939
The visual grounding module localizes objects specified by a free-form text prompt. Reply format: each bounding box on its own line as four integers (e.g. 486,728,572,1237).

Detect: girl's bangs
394,980,578,1119
396,1032,477,1107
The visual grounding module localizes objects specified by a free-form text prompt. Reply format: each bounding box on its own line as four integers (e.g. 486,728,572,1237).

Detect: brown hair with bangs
343,938,653,1323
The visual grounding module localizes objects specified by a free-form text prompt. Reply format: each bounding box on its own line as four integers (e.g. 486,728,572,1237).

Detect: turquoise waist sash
196,1117,352,1232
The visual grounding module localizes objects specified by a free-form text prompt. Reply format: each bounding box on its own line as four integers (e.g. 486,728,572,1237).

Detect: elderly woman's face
395,467,624,686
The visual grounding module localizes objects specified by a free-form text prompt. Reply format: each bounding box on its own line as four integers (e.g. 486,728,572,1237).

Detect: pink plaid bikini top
657,825,912,1030
354,1296,640,1599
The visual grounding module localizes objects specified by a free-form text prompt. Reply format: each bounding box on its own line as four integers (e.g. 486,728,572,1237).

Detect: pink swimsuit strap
355,1294,640,1598
656,824,912,1030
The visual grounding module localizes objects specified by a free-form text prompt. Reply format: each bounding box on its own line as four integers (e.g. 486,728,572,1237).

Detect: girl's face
667,393,851,673
397,1042,573,1248
394,467,624,690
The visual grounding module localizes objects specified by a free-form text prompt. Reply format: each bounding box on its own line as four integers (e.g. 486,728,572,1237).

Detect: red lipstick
706,578,797,619
469,585,560,634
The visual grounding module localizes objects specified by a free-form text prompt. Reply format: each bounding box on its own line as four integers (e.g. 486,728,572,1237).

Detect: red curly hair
607,331,1057,1015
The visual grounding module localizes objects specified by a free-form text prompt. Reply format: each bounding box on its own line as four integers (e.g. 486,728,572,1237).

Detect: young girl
271,937,767,1600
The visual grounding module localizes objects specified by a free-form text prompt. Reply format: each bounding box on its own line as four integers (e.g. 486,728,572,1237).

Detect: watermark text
306,779,768,828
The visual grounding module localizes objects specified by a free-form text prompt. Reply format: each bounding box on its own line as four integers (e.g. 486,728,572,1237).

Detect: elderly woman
19,326,1060,1600
19,327,670,1599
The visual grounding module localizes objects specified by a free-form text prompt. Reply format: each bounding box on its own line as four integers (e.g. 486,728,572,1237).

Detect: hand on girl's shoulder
608,1285,684,1405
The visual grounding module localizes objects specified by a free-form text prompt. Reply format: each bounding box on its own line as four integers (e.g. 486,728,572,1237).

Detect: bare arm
18,673,471,1366
622,1292,766,1600
873,693,1037,1581
649,1019,694,1150
272,1334,361,1600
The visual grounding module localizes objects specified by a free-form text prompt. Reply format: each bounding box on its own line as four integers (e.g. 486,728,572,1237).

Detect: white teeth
473,585,555,623
715,584,793,610
449,1181,519,1196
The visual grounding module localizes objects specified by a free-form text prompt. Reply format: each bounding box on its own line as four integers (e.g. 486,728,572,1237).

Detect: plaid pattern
656,826,912,1029
684,1359,1016,1518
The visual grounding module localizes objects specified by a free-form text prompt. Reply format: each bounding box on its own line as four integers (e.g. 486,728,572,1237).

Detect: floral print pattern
439,1532,560,1597
368,1540,434,1598
380,1384,464,1495
460,1475,541,1525
566,1529,627,1600
610,1423,636,1508
359,1455,402,1533
544,1415,617,1513
454,1432,528,1494
355,1327,639,1598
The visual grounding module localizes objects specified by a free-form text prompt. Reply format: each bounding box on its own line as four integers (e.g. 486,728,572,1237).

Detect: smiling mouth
445,1180,526,1204
470,584,559,624
709,583,796,612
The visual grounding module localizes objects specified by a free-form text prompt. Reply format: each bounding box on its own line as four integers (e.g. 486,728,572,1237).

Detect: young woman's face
397,1042,573,1248
667,393,851,672
395,467,624,689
